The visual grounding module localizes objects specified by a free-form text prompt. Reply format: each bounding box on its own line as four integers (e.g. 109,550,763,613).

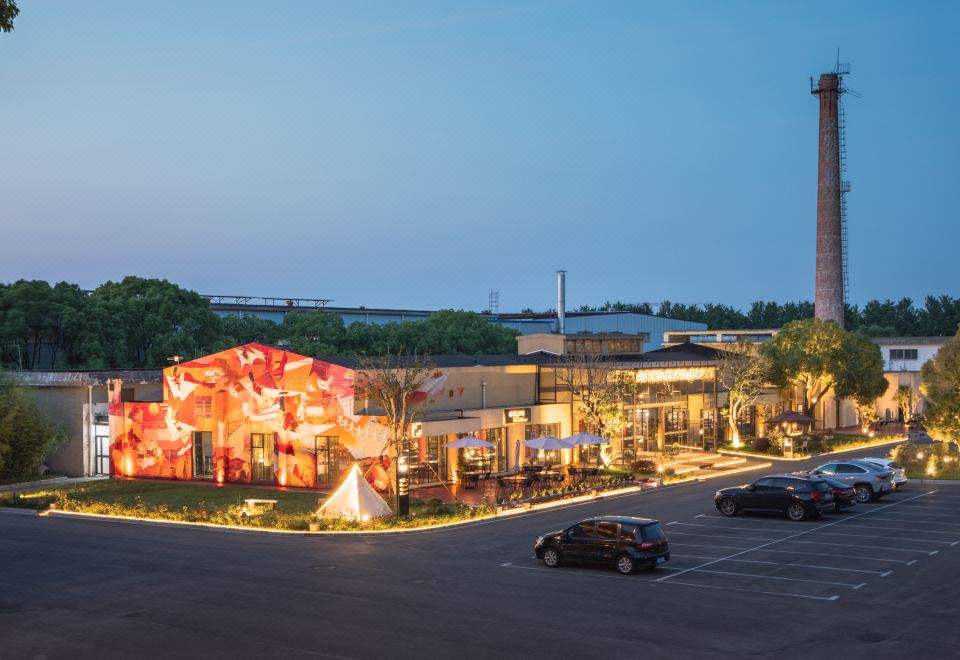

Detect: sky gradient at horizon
1,1,957,313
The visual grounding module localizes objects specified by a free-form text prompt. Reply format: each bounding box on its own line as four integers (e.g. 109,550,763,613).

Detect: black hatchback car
534,516,669,575
714,474,835,521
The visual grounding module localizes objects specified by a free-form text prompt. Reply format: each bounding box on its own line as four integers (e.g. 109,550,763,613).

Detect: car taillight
810,490,823,501
639,541,659,550
878,474,889,480
833,488,843,495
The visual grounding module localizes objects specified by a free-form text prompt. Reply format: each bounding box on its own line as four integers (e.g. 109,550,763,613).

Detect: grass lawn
0,478,493,531
1,479,324,516
905,465,960,480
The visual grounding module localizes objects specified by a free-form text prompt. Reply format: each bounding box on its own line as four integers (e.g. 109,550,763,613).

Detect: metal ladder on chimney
838,96,851,306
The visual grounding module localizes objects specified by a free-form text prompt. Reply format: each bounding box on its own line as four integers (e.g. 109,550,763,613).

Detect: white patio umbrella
523,436,574,451
563,432,609,446
445,436,494,448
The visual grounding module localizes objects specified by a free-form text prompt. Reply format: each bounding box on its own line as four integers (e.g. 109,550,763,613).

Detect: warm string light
614,366,717,385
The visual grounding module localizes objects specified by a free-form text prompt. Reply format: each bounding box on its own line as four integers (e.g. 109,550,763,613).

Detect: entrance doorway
94,434,110,475
315,436,341,486
251,433,275,482
192,431,213,477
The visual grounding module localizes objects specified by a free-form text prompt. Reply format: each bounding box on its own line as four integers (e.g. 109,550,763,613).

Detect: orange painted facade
108,343,392,489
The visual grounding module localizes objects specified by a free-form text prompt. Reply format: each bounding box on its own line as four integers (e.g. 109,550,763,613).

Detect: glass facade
455,427,507,474
250,432,274,482
407,435,448,485
192,431,213,477
315,436,347,486
525,423,562,465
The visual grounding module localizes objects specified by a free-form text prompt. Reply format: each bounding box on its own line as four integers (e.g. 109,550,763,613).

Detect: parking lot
513,487,960,602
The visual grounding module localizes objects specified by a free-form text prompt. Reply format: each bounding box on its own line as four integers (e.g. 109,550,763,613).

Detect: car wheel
616,554,635,575
542,547,561,568
786,502,806,521
855,484,873,504
719,497,738,517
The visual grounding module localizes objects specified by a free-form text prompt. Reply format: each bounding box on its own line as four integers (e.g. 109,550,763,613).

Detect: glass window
619,524,638,541
570,522,596,537
641,523,665,541
408,435,447,484
193,396,213,418
596,522,619,539
315,436,344,486
458,427,506,473
192,431,213,477
754,478,779,489
818,464,838,475
251,433,275,482
837,463,866,474
525,423,562,466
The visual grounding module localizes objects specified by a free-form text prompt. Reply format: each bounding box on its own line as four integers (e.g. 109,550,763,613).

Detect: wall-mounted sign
503,408,531,424
410,422,423,438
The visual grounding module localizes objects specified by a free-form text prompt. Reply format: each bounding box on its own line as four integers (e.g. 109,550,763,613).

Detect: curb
6,459,777,537
718,437,907,462
0,507,41,516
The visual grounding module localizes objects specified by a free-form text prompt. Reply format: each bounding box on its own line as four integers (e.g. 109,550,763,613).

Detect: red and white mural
108,343,398,488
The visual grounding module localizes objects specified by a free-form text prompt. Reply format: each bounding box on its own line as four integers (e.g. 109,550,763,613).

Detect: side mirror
747,484,756,491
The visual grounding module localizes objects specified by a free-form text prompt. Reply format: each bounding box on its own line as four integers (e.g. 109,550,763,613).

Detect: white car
861,457,908,490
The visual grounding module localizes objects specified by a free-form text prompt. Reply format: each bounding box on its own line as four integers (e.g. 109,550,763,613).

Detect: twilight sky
1,1,957,312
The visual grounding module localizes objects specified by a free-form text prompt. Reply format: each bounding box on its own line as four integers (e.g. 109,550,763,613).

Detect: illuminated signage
503,408,531,424
410,422,423,438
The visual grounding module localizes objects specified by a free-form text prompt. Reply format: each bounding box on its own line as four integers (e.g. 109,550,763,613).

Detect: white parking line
886,504,960,512
657,490,937,583
674,521,797,533
857,515,960,527
804,530,957,544
667,530,778,542
861,510,960,520
673,542,915,563
670,555,890,575
656,579,840,602
829,522,959,535
687,568,863,587
787,539,929,553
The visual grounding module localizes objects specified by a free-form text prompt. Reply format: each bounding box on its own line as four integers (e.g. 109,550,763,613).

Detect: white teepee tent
316,464,394,521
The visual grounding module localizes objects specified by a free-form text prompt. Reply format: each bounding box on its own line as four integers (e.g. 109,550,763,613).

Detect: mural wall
108,343,393,488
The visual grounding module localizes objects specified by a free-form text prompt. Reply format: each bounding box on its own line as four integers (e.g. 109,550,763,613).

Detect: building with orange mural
107,343,397,489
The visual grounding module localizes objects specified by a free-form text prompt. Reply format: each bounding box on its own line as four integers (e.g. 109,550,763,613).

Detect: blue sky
1,1,957,312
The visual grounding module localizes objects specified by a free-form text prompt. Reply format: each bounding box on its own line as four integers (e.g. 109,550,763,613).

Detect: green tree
762,318,887,411
90,277,221,367
0,0,18,32
717,339,768,448
214,314,283,350
0,374,67,480
281,311,346,356
921,328,960,440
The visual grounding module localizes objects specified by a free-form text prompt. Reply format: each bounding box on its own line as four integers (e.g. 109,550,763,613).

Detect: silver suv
806,460,894,503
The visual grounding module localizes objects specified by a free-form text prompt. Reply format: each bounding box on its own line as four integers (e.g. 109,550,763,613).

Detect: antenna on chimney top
487,290,500,314
556,270,567,334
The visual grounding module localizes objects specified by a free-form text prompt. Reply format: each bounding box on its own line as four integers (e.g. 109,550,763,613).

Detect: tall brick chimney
812,72,845,325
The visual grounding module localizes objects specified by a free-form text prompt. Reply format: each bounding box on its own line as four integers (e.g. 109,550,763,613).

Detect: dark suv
715,474,835,521
534,517,669,575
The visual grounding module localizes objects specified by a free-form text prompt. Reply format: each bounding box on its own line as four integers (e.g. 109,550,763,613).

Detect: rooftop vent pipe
557,270,566,334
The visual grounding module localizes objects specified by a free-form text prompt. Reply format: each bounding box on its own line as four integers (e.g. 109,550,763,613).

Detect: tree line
0,278,519,370
576,296,960,337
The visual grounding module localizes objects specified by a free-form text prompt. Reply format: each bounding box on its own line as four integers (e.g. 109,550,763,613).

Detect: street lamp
396,452,409,516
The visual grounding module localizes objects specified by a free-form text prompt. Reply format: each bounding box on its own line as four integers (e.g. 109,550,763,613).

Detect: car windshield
888,461,902,469
641,523,665,541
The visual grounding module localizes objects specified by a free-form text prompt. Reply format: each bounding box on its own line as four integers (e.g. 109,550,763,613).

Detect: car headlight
535,536,544,546
715,490,723,497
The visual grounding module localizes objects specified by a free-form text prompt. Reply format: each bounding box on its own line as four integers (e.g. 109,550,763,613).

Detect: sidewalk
0,475,108,494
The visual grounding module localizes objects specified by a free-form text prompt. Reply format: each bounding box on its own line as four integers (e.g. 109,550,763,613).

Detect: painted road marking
830,522,959,536
788,539,929,553
687,568,864,588
657,490,937,584
805,530,957,544
667,530,778,542
671,554,889,574
655,579,841,602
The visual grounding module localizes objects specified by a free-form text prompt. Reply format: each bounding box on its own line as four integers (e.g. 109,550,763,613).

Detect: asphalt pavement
1,448,958,660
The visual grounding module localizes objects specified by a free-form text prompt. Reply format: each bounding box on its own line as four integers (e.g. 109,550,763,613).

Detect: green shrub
0,376,67,481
